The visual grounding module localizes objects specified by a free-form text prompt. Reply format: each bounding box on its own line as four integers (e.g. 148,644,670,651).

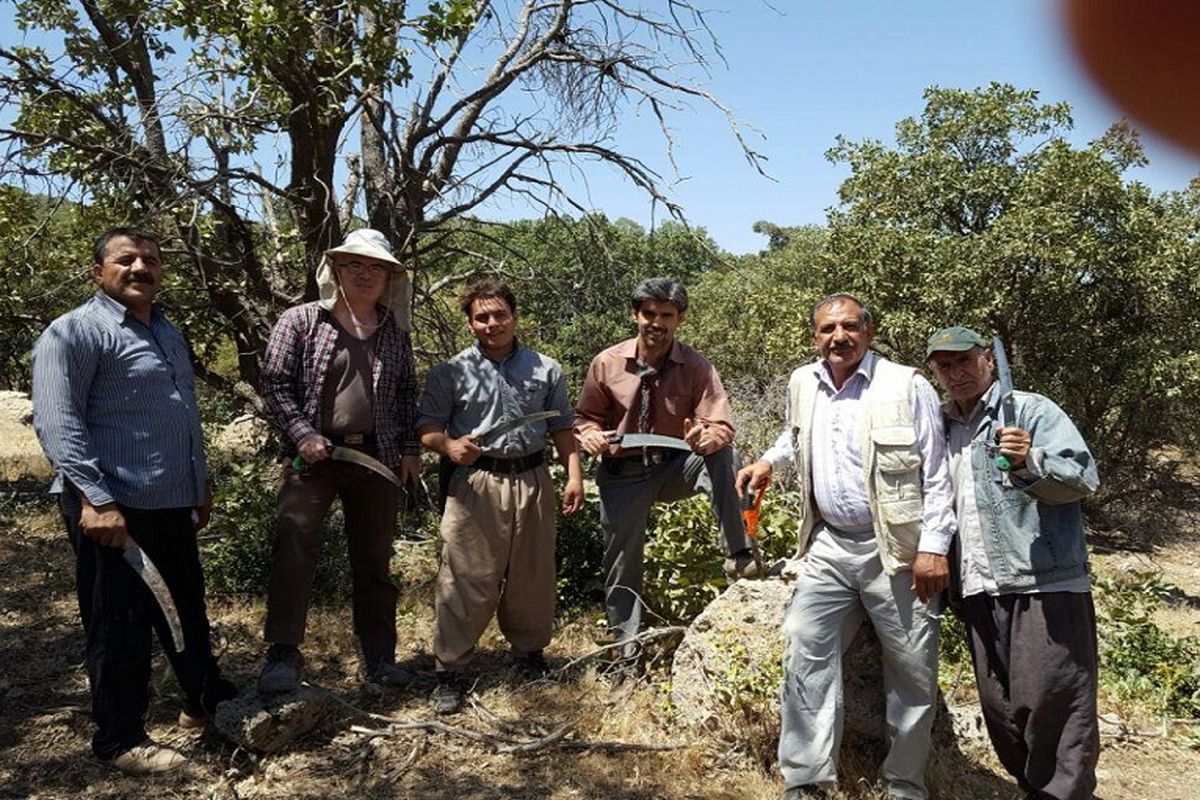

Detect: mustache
126,273,156,285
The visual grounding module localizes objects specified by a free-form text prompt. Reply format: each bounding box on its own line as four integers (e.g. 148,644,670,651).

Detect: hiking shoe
431,672,465,715
108,741,188,775
257,644,304,694
365,660,413,688
723,548,764,579
513,649,549,679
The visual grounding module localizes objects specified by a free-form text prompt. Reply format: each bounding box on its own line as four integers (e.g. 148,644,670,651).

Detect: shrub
1094,571,1200,719
201,458,351,599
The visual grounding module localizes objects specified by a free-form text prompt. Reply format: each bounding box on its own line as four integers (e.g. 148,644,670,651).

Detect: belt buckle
344,433,365,445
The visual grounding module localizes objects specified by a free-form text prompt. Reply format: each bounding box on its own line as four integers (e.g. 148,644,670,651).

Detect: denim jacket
954,384,1099,591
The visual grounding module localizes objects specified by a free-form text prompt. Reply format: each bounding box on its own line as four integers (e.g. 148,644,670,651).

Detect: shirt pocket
662,393,691,418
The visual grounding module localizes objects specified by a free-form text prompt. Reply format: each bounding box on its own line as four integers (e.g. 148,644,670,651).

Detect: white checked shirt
763,352,956,555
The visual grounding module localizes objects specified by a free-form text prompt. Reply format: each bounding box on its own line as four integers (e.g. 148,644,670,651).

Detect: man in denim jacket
926,327,1100,800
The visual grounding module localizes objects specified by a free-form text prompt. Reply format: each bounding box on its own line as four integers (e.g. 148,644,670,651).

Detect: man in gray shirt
417,279,583,714
32,227,236,775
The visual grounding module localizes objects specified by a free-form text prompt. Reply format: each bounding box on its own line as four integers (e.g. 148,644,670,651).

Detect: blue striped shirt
32,291,207,509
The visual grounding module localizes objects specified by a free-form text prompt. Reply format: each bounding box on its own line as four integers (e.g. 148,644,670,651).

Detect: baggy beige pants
434,464,557,671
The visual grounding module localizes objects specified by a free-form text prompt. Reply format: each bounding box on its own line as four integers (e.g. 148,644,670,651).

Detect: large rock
672,577,885,741
211,413,271,457
671,577,986,746
0,391,53,484
213,688,335,753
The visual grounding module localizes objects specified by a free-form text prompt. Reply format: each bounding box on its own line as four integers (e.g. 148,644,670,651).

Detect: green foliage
202,458,351,599
555,478,606,614
643,490,798,624
814,83,1200,494
696,634,785,766
1094,572,1200,719
417,215,720,390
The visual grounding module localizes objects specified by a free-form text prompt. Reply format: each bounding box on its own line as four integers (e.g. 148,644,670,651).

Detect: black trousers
61,492,229,759
961,591,1100,800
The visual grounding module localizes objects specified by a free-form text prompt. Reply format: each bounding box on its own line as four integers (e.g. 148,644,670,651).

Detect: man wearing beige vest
736,294,956,800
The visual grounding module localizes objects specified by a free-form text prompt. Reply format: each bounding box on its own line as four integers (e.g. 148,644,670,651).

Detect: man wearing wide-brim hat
926,326,1100,800
257,228,421,694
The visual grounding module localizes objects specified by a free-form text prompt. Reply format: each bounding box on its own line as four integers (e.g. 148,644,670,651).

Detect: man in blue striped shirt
32,227,237,775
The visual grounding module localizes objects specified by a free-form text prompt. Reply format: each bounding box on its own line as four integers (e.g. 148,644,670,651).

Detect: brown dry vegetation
3,457,1200,799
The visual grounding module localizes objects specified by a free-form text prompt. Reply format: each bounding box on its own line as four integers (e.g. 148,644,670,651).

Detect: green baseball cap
925,326,988,359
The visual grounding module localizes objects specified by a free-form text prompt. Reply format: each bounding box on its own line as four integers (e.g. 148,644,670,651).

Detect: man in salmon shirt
575,277,758,676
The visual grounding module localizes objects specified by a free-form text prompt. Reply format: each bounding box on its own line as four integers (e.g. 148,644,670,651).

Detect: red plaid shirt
261,302,419,467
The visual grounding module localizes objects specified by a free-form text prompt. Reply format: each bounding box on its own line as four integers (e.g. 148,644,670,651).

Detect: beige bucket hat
316,228,412,331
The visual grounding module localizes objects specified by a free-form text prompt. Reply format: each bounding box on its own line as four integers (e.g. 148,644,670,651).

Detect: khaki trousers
434,464,557,671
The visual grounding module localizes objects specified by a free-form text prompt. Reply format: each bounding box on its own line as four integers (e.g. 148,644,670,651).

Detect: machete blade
122,542,186,653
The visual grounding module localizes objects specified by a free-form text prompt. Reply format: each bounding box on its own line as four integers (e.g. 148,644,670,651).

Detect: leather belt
329,433,375,447
473,450,545,475
603,449,680,473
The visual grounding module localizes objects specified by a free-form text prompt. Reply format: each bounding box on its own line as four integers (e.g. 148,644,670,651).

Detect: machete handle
995,454,1012,471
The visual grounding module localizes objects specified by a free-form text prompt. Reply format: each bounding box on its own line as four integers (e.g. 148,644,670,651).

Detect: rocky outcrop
670,577,986,746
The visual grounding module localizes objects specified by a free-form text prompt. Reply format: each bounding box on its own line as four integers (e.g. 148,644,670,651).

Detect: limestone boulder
213,688,335,753
211,413,271,458
669,576,992,752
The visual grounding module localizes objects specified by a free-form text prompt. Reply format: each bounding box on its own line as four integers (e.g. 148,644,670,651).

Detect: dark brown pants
264,459,399,662
961,591,1099,800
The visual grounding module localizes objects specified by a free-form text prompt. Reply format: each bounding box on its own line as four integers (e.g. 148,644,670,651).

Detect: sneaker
365,660,413,688
723,548,764,579
108,741,188,775
431,672,465,715
513,649,549,679
257,644,304,694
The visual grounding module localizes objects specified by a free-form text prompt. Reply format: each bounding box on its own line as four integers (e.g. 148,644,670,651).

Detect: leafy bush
643,489,799,624
1094,571,1200,718
202,458,351,599
555,480,607,614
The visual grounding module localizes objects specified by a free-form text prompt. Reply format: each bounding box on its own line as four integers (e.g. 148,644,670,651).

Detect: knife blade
612,433,694,451
122,542,186,653
330,446,404,487
473,410,561,447
992,336,1018,471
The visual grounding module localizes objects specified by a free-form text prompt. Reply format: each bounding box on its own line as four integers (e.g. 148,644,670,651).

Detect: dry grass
3,487,1200,800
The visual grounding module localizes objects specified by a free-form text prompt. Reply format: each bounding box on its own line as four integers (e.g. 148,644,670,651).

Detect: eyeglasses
337,260,390,276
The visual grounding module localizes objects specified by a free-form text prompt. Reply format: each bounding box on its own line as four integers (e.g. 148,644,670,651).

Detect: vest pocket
872,426,922,502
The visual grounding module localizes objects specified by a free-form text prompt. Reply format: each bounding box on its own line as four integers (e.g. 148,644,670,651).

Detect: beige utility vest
788,356,924,574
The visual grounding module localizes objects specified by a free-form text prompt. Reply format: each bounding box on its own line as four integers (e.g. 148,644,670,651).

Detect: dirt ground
2,473,1199,800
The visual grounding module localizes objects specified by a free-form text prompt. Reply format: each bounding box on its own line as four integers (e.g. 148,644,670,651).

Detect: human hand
996,426,1031,470
80,499,129,548
445,434,482,466
576,428,616,458
297,433,332,464
561,477,585,515
911,552,950,602
735,459,773,500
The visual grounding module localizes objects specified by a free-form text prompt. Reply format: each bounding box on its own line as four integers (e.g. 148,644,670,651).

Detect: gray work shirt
945,382,1089,597
31,291,207,509
417,341,575,458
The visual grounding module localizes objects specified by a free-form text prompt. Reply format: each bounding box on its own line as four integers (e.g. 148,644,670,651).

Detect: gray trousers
778,526,940,800
596,447,749,643
961,591,1099,800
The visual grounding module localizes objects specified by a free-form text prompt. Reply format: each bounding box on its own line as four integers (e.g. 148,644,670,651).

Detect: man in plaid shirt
257,229,420,693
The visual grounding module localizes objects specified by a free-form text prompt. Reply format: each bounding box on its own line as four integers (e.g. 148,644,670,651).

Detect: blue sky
569,1,1200,255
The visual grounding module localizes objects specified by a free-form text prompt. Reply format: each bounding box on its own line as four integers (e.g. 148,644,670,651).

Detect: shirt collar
92,290,160,325
619,336,683,366
814,350,877,392
944,379,1001,424
474,337,524,364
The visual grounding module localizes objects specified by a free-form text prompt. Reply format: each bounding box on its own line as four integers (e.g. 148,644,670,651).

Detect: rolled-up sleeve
416,364,454,432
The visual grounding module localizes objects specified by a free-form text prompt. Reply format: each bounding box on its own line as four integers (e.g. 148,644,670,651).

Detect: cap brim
325,243,403,269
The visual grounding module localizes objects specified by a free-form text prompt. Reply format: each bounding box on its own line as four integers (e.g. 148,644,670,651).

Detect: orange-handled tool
740,485,767,577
